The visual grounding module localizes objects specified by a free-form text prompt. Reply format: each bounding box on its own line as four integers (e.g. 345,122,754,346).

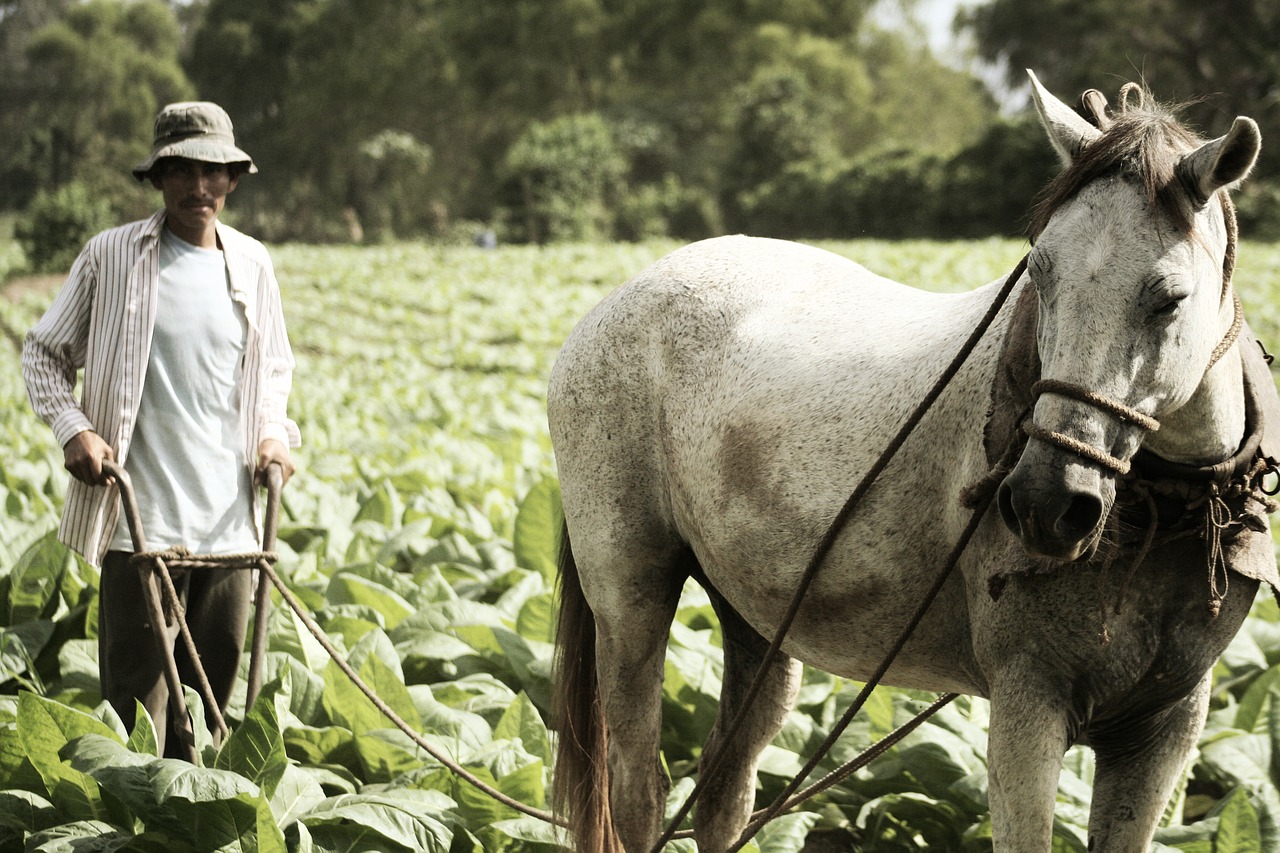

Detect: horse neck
1142,341,1245,466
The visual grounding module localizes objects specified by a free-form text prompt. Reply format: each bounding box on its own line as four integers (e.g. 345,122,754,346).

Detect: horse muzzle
996,443,1115,562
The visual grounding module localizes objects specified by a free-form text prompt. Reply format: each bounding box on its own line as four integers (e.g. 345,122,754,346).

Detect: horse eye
1152,292,1188,317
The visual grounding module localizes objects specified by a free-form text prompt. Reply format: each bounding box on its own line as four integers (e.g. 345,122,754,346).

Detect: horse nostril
1056,493,1103,542
996,481,1020,536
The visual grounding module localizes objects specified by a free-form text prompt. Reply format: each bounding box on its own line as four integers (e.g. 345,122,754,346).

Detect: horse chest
979,551,1257,726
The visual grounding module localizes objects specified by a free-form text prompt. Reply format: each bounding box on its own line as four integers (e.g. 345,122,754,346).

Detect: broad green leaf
22,819,133,851
345,627,406,681
55,638,100,694
354,479,402,527
18,692,118,819
65,735,185,835
322,644,420,735
8,530,71,623
493,569,545,621
1200,732,1273,789
494,692,550,763
1213,788,1263,853
126,701,159,757
269,763,329,828
0,718,43,791
216,698,288,799
756,811,822,853
419,674,515,721
412,686,493,753
67,734,286,852
0,788,56,832
449,761,543,845
515,591,555,645
353,730,428,782
488,815,568,848
327,573,413,629
167,791,286,853
512,477,562,582
176,685,216,767
299,789,458,851
0,619,55,685
305,824,403,853
269,605,335,675
261,655,328,723
1235,664,1280,733
283,724,360,769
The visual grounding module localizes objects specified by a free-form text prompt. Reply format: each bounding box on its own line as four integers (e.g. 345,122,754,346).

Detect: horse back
549,236,1012,688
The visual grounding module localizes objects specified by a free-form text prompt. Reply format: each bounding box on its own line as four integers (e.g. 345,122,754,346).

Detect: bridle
1021,198,1243,477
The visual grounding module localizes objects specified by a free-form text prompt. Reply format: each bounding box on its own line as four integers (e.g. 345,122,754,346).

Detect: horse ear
1177,116,1262,207
1028,69,1102,165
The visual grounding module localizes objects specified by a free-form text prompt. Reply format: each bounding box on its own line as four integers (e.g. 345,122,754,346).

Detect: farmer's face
150,158,238,247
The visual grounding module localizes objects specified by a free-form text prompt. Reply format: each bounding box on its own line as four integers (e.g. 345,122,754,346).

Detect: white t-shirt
110,228,257,554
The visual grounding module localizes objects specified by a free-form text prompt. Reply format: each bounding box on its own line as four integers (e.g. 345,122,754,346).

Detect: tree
181,0,1005,241
0,0,192,217
960,0,1280,177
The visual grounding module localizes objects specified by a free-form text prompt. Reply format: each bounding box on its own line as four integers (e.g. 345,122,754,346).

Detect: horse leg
987,678,1072,852
694,589,803,852
582,539,689,850
1085,673,1211,852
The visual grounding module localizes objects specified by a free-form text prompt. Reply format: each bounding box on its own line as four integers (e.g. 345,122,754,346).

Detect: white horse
548,72,1278,852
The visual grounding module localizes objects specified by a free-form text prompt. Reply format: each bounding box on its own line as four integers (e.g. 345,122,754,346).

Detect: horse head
997,72,1262,561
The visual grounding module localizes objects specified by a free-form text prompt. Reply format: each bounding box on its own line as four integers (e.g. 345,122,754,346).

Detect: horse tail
551,518,617,851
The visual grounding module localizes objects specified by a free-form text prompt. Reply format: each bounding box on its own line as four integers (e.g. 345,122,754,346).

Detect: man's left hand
256,438,295,487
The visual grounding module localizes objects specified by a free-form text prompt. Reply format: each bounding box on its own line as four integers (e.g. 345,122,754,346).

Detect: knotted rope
129,532,570,825
1022,379,1161,475
125,546,280,744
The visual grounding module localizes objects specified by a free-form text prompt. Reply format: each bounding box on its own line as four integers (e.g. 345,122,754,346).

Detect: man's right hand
64,431,115,485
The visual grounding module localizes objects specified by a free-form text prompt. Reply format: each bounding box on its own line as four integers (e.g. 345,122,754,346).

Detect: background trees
2,0,1278,249
963,0,1280,234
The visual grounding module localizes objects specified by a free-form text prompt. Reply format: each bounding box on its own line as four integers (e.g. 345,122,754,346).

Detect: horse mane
1028,84,1208,243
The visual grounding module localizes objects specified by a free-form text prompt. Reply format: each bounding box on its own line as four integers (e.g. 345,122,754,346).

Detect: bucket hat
132,101,257,181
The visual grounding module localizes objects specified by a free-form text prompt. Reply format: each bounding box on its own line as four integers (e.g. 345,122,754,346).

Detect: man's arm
22,243,99,448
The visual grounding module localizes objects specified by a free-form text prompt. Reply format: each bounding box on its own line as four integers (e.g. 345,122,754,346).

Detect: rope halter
1024,381,1160,475
1022,289,1244,476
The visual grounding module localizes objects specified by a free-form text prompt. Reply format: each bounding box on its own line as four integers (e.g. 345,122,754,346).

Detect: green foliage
737,117,1059,241
13,181,115,273
3,238,1280,850
175,0,1024,241
961,0,1280,182
8,0,1280,243
350,130,435,243
0,0,191,215
1237,185,1280,242
502,113,627,243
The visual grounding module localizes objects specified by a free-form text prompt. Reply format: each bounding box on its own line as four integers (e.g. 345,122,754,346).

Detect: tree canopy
2,0,1278,244
962,0,1280,177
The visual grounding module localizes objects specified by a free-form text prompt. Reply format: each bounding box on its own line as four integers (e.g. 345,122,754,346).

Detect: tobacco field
4,235,1280,851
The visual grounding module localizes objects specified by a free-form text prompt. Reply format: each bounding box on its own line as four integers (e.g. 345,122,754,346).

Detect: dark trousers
99,550,252,758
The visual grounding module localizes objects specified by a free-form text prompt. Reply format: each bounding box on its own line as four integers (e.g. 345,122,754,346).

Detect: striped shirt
22,210,301,566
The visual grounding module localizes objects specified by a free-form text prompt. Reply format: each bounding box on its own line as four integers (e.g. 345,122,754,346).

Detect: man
22,101,300,757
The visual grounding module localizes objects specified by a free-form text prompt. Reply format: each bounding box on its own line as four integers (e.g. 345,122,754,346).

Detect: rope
650,255,1029,851
725,482,998,852
129,546,278,571
1032,380,1160,431
1024,379,1162,475
257,558,565,827
1203,487,1233,617
1207,291,1244,373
